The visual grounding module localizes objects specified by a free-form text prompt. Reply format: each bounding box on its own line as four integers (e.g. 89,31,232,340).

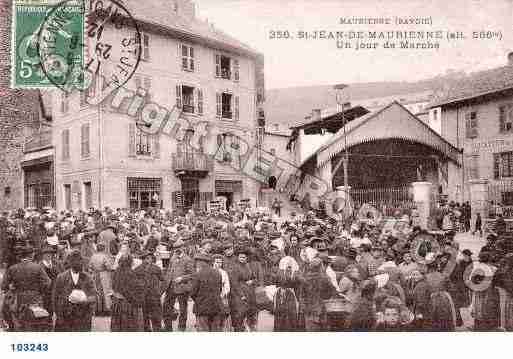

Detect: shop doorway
217,192,234,210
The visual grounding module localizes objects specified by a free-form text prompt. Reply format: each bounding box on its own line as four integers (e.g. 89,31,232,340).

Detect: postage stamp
11,0,85,89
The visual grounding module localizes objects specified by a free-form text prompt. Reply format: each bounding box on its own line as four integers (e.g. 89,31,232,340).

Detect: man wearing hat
135,250,164,331
53,250,97,331
1,246,51,331
190,253,223,331
448,248,473,327
39,246,63,323
98,224,118,259
228,246,257,331
162,241,195,331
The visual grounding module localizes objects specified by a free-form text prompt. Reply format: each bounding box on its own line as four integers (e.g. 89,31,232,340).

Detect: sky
196,0,513,89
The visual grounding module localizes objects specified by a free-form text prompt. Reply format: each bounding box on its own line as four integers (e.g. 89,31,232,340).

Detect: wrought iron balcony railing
172,152,214,174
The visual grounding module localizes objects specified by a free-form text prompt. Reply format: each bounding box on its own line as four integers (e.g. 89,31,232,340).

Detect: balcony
182,104,195,114
172,152,214,178
222,110,232,119
221,69,231,80
24,130,52,153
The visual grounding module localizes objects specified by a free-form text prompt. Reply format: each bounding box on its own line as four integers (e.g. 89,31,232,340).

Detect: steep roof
308,101,461,169
123,0,261,58
430,65,513,108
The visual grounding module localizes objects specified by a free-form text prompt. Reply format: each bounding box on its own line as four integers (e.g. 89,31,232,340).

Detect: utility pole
334,84,349,189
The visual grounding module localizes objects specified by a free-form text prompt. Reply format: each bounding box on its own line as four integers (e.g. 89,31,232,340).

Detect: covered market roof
308,101,462,169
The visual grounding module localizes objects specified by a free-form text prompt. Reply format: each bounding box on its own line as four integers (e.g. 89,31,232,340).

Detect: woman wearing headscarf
110,254,145,331
273,250,302,331
88,243,114,316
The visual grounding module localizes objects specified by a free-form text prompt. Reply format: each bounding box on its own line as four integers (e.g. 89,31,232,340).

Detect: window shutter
233,59,240,82
129,123,136,157
173,191,183,210
197,88,203,115
80,91,87,108
500,106,506,132
215,54,221,77
216,93,222,117
81,124,90,157
144,77,152,101
85,124,90,156
189,46,195,71
62,129,69,160
234,96,240,121
153,134,160,158
465,113,472,138
143,33,150,60
176,84,182,108
80,125,85,157
494,153,501,179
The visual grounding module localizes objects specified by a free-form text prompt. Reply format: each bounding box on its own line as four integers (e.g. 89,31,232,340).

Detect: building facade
0,0,53,211
53,0,264,212
430,58,513,219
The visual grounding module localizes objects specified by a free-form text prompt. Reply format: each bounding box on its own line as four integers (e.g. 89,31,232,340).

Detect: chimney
312,109,321,122
508,52,513,66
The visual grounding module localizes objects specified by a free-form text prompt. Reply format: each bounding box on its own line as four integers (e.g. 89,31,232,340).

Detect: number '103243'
11,343,48,352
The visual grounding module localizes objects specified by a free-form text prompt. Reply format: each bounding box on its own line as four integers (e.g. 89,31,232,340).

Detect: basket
323,298,353,313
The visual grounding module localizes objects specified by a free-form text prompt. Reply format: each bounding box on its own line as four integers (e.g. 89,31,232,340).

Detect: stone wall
0,0,42,210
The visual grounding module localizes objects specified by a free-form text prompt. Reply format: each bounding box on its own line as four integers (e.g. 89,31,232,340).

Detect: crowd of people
1,203,513,332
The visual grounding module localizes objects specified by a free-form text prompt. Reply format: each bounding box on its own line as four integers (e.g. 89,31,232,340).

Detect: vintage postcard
1,0,513,350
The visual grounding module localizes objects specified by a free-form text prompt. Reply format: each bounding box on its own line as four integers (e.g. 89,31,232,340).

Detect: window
215,54,237,80
494,151,513,179
127,177,161,209
80,123,90,158
62,129,70,160
61,92,69,113
25,183,51,209
135,75,152,101
273,124,279,132
136,127,152,156
64,184,71,210
181,44,195,71
499,104,513,132
140,32,150,61
222,93,232,119
465,111,478,138
83,182,92,209
502,191,513,206
465,154,479,180
175,85,203,115
181,85,195,113
216,92,239,120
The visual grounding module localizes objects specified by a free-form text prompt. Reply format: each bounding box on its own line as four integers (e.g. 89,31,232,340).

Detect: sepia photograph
1,0,513,351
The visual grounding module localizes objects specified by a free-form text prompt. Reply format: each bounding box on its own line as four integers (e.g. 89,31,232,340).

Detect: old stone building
0,0,50,211
52,0,265,212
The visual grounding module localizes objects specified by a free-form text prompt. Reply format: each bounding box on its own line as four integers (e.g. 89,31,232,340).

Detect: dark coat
347,297,376,331
228,262,256,315
163,255,195,294
134,262,163,302
39,260,64,315
190,267,222,316
52,270,96,331
1,260,51,310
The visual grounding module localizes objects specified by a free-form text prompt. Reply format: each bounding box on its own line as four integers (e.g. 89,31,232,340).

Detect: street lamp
334,84,349,190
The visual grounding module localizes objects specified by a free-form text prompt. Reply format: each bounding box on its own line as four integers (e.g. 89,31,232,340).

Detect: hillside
265,71,467,128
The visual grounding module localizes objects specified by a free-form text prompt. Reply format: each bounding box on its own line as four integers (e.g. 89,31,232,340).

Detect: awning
314,101,462,169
